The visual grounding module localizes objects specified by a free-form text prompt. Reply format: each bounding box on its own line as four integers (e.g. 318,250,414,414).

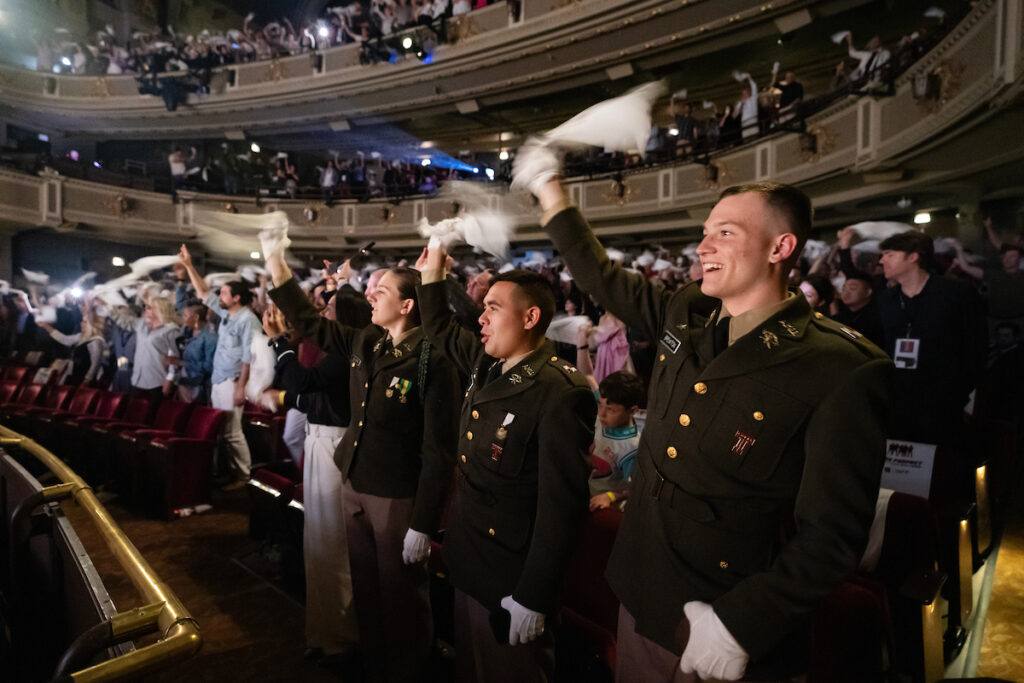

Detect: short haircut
718,182,813,262
599,371,645,409
387,267,422,326
224,280,254,306
1000,243,1022,255
489,269,557,335
879,231,935,271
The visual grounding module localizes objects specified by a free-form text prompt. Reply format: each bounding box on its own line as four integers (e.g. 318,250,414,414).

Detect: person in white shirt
731,71,759,140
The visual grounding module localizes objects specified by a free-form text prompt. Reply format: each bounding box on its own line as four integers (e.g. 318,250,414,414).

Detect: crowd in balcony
32,0,501,78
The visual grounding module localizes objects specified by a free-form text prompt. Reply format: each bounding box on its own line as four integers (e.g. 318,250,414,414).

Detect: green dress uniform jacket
417,280,597,615
270,277,461,534
546,207,893,677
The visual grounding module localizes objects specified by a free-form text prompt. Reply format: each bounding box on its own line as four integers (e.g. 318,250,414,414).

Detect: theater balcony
0,0,1020,263
0,0,874,139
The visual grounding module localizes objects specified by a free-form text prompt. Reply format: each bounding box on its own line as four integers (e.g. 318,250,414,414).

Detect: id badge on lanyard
894,338,920,369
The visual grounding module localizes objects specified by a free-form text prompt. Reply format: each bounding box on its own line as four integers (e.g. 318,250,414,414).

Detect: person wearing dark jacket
877,230,986,447
416,245,597,683
266,250,461,683
263,301,358,667
515,148,891,682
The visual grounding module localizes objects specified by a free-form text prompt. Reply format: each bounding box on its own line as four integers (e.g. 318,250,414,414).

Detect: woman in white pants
262,302,364,665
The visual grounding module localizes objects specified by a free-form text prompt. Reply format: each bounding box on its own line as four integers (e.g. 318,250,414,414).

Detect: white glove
510,137,561,196
678,601,748,681
500,595,545,646
401,529,431,565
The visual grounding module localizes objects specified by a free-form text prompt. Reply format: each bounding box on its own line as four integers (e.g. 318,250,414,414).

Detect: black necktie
713,317,731,358
483,362,503,387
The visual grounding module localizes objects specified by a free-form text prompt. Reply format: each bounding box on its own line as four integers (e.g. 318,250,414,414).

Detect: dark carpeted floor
61,488,347,682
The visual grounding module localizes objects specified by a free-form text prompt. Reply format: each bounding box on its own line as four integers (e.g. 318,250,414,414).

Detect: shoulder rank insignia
523,365,536,377
676,322,689,331
760,329,780,350
392,346,403,357
373,338,385,353
778,320,799,337
562,364,578,374
509,373,522,385
839,325,862,340
351,356,363,369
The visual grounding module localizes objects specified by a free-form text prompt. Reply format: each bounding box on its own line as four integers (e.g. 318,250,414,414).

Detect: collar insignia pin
760,329,780,350
778,320,799,336
509,373,523,385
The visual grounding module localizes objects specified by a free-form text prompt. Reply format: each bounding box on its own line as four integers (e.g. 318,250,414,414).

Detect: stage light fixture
485,168,495,180
402,36,414,50
250,142,261,153
37,133,49,142
61,57,71,67
317,24,330,38
111,256,126,267
421,158,431,166
250,251,261,260
70,287,83,298
914,212,931,224
668,128,679,137
498,150,510,161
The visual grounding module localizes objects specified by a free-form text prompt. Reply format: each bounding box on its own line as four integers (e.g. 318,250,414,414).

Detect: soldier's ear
523,305,541,331
770,233,799,264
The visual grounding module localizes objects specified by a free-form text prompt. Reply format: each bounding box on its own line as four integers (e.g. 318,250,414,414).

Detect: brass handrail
0,425,202,681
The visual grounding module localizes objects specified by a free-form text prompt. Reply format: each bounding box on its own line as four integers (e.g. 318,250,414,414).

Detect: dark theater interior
0,0,1023,681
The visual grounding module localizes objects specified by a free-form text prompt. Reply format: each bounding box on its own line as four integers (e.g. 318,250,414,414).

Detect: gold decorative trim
602,178,641,206
915,59,966,114
801,125,837,164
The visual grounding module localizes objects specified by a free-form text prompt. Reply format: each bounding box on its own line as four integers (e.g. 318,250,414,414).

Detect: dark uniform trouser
453,589,554,683
342,479,432,682
615,605,804,683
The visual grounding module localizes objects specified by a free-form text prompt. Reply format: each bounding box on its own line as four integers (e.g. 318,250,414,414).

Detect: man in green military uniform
515,153,892,681
416,250,597,682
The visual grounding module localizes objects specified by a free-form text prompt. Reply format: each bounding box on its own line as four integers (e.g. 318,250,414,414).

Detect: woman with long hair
39,309,109,386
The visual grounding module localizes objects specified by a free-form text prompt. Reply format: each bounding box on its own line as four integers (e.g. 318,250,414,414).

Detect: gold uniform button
364,382,369,389
666,446,678,459
361,401,366,407
466,431,474,441
678,414,691,427
550,356,558,362
353,440,358,447
358,420,364,427
694,382,708,395
814,312,824,319
488,527,496,537
460,454,467,463
719,560,730,570
471,410,480,420
659,354,666,362
351,361,356,368
753,411,765,421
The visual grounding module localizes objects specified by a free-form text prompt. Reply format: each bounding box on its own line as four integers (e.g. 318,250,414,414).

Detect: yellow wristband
606,491,617,502
278,390,286,407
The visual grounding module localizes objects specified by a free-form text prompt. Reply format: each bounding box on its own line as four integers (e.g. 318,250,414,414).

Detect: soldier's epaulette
546,356,590,387
809,313,885,358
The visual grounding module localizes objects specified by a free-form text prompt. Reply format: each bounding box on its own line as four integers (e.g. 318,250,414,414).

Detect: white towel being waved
512,81,667,194
417,182,514,259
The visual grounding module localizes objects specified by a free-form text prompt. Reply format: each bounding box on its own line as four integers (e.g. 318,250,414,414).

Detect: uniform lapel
472,344,552,405
372,328,424,376
699,295,813,381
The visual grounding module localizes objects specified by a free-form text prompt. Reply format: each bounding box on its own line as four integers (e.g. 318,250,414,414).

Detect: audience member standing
877,231,986,447
178,247,259,488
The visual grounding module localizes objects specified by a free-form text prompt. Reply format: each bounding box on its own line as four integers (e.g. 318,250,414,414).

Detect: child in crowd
577,325,644,511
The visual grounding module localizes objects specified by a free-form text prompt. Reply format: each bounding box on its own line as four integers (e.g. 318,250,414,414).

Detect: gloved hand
678,601,748,681
401,529,431,565
500,595,545,646
510,137,562,196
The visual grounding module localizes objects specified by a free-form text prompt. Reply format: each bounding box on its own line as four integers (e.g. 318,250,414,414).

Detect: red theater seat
0,379,22,404
109,400,194,502
6,385,73,434
2,365,32,384
138,406,229,519
0,382,44,420
560,506,623,673
77,395,154,486
29,386,100,448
